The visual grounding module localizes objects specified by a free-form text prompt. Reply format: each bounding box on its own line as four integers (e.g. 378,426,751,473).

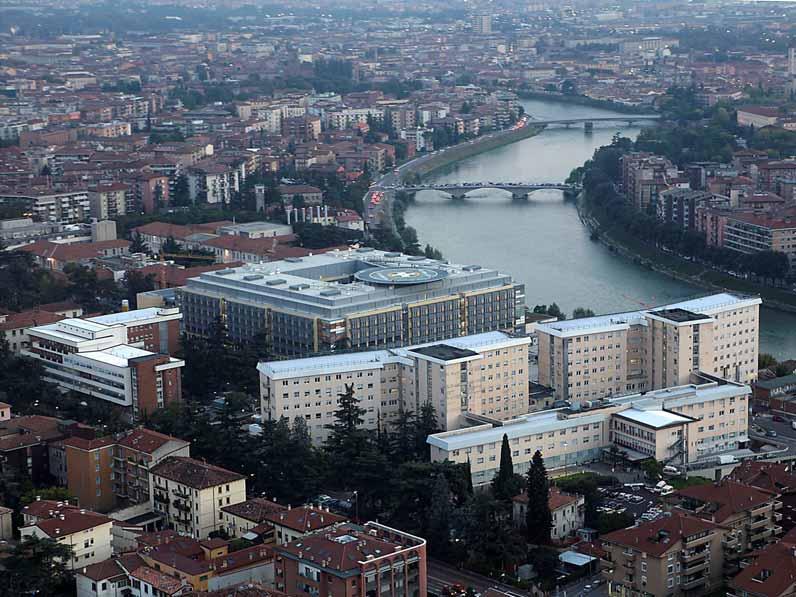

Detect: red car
773,415,785,422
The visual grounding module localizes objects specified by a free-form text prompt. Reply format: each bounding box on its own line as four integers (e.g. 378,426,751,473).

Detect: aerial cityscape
6,1,796,596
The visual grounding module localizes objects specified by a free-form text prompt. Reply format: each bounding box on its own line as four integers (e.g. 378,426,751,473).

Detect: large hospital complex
178,248,525,355
256,286,760,485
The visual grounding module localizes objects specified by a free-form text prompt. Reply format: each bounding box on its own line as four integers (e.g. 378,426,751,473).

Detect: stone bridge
396,182,582,200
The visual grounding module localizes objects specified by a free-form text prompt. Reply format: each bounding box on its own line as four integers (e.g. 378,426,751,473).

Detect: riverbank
401,123,545,181
577,195,796,314
517,90,652,115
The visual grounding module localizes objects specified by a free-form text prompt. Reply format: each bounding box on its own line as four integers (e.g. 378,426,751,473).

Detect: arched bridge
527,115,660,128
397,181,581,199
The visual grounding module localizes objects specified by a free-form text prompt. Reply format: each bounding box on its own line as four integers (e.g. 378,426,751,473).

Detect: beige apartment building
537,293,760,402
602,512,728,596
428,377,749,486
150,456,246,540
257,332,531,444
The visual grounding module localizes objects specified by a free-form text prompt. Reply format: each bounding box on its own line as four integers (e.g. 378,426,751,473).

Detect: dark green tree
415,403,439,460
525,451,552,545
0,535,74,596
571,307,596,319
129,231,149,254
491,433,519,502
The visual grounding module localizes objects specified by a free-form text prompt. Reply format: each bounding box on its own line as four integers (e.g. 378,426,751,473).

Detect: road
427,560,607,597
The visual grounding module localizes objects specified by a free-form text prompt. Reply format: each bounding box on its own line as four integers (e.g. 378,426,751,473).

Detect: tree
571,307,595,319
426,474,453,552
491,434,520,503
525,451,552,545
325,384,370,484
759,353,778,370
415,403,440,460
0,535,74,596
173,174,191,207
129,231,149,254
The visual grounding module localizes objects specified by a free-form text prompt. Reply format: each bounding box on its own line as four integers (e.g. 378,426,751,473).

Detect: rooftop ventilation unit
320,289,341,297
243,274,264,281
265,278,286,286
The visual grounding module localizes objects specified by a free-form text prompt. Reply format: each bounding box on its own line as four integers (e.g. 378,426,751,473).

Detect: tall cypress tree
526,450,552,545
491,433,515,501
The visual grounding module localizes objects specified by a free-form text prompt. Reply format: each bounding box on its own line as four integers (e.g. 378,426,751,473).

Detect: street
427,559,608,597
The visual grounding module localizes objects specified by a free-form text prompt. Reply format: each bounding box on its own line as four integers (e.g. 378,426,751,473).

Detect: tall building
472,14,493,35
536,293,760,402
274,522,427,597
179,249,525,355
789,46,796,77
258,331,530,443
428,377,749,486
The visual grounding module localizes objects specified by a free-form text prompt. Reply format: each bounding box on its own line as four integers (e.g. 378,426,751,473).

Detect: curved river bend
404,98,796,359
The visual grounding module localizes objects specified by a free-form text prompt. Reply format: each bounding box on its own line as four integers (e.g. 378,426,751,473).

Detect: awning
559,551,597,567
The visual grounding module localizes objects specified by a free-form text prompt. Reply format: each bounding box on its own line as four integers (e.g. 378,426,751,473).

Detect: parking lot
598,485,667,523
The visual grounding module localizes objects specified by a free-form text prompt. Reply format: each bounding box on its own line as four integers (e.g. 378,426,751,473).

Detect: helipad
355,266,449,286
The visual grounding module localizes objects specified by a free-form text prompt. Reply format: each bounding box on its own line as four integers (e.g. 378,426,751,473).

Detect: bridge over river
527,114,660,128
396,181,582,200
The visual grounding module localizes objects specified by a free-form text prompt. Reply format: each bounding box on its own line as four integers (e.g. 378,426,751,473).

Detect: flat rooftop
648,308,710,324
181,248,518,319
614,408,694,429
409,344,479,361
537,293,761,337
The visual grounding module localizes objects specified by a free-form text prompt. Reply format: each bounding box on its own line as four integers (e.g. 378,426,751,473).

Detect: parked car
767,429,778,438
773,415,785,422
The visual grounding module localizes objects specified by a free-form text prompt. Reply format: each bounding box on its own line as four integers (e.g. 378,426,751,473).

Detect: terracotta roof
129,565,187,595
275,523,415,573
0,415,65,451
19,239,130,262
512,486,581,512
672,480,777,523
201,234,298,254
31,508,113,538
0,308,64,332
729,461,796,494
729,537,796,597
602,512,720,557
62,435,116,451
37,301,82,314
211,545,273,574
265,505,347,533
191,582,288,596
150,456,245,489
78,558,128,582
117,427,188,455
221,497,287,523
21,499,79,519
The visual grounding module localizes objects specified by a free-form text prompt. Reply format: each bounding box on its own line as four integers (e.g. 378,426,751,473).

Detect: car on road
766,429,778,437
773,415,785,422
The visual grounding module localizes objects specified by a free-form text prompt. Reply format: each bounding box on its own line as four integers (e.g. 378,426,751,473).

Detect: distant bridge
397,181,581,199
527,115,660,128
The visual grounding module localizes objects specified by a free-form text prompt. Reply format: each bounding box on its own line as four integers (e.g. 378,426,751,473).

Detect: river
404,98,796,359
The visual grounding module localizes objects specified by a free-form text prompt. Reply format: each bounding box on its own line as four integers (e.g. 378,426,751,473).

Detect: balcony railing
621,550,636,559
774,525,783,535
153,492,170,504
683,560,709,576
751,503,773,516
681,575,707,590
747,517,769,530
172,500,191,512
682,549,709,563
172,488,190,499
750,529,773,543
774,501,783,510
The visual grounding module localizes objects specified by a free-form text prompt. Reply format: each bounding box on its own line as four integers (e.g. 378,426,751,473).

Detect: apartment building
727,534,796,597
621,153,682,210
88,183,128,220
664,480,783,557
150,456,246,539
221,497,287,541
512,487,585,541
112,428,191,508
537,293,761,402
24,308,184,420
0,308,66,353
602,512,727,596
258,331,530,443
62,436,117,512
0,189,90,224
273,522,427,597
428,378,749,486
656,188,715,230
723,211,796,270
179,249,525,355
20,504,114,570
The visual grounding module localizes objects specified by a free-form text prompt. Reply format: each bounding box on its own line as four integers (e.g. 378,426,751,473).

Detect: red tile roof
512,486,581,512
221,497,287,523
0,308,65,331
729,537,796,597
117,427,188,455
62,435,116,451
265,505,347,533
602,512,721,557
19,239,130,262
672,480,777,523
729,461,796,494
150,456,245,489
32,508,113,538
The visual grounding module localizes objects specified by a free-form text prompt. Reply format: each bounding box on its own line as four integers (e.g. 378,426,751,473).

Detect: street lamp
562,441,569,477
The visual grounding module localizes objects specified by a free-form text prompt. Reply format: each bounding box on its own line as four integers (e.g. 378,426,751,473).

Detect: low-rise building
150,456,246,539
273,522,427,597
511,486,585,541
20,505,113,569
428,377,749,486
727,531,796,597
221,497,287,541
0,308,66,353
265,505,347,545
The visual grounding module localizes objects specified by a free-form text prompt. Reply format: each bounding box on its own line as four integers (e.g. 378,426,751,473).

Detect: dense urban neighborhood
8,1,796,597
